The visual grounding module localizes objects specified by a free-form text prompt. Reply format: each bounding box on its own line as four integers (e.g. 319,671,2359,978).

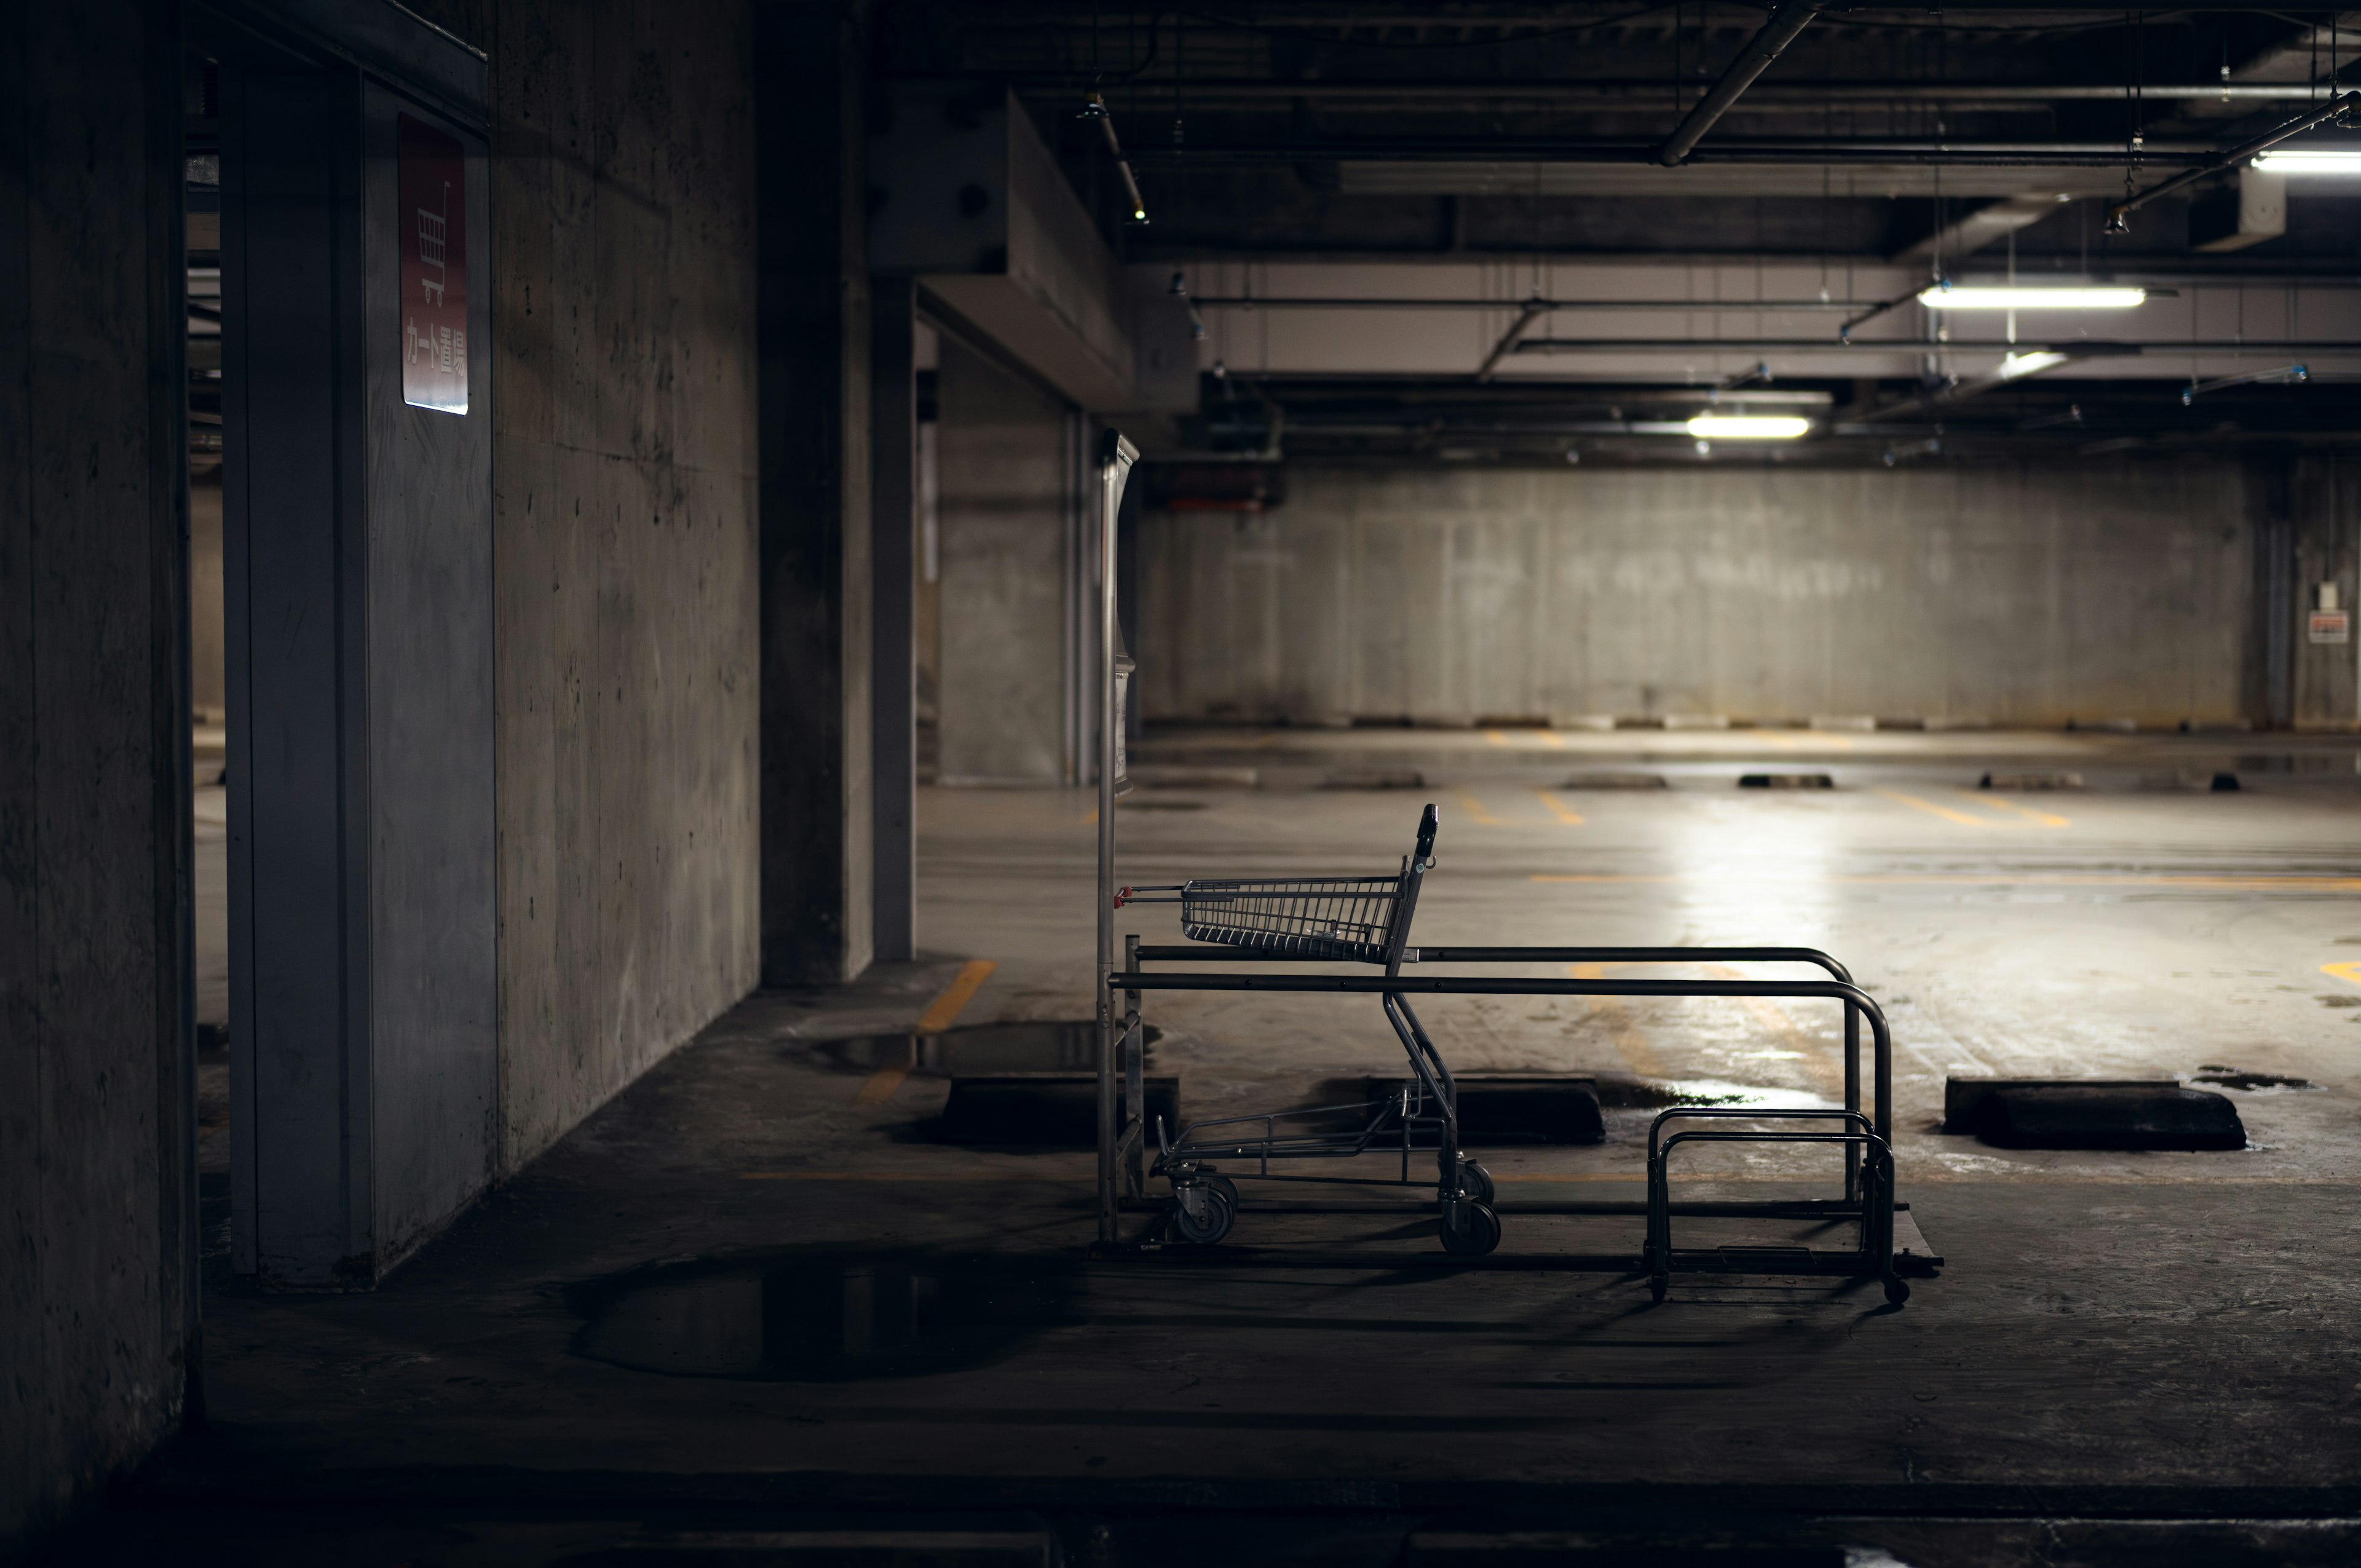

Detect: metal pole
1095,430,1137,1246
1656,1,1826,166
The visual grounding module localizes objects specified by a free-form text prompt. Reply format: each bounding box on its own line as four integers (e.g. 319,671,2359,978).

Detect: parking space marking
1876,788,1991,826
1706,964,1846,1098
1535,788,1584,825
1573,962,1669,1077
857,959,997,1106
1455,789,1509,826
1968,792,2070,828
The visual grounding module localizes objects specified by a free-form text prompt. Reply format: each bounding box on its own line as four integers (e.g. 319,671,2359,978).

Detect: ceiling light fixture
1686,414,1811,439
2250,149,2361,175
1917,285,2146,311
1996,350,2071,380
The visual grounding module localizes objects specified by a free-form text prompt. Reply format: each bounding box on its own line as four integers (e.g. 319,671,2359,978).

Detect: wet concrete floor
86,735,2361,1563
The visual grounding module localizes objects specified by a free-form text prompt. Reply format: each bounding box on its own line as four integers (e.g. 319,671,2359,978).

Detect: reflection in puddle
2194,1067,2316,1091
812,1020,1158,1077
569,1250,1075,1382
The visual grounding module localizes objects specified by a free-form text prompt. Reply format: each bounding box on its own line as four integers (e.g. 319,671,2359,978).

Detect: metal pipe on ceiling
1657,0,1825,166
1473,301,1550,381
2105,91,2360,232
1127,139,2228,164
1511,338,2355,352
983,79,2339,105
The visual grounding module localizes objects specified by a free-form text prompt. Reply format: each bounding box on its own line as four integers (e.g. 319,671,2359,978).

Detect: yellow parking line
1971,792,2070,828
1876,788,1990,827
1706,964,1845,1098
1485,729,1566,749
856,959,997,1106
1534,788,1584,825
1573,962,1669,1077
1454,789,1508,826
2322,961,2361,988
917,958,997,1033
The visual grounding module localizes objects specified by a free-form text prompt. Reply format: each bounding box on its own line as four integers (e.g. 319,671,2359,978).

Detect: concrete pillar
0,0,196,1536
871,278,917,962
220,58,496,1289
935,338,1070,784
758,1,873,984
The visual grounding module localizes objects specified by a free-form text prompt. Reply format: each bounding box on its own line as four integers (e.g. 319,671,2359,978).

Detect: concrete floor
79,732,2361,1562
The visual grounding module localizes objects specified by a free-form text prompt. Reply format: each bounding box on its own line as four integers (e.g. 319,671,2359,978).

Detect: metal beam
1890,192,2076,265
1474,301,1549,381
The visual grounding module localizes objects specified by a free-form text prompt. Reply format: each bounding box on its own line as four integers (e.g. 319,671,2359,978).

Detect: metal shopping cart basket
1114,804,1506,1254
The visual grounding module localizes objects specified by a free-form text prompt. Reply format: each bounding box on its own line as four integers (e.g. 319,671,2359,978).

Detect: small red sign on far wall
398,114,468,414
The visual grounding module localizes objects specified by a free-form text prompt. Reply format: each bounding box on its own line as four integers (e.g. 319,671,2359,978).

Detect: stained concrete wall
1,0,194,1540
935,338,1070,783
2290,456,2361,730
1142,463,2256,729
461,0,764,1169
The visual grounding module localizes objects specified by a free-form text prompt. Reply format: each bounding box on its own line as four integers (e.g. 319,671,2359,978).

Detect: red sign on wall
398,114,468,414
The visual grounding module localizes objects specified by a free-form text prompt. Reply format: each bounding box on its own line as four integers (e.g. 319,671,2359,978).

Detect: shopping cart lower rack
1116,805,1505,1253
1102,804,1925,1302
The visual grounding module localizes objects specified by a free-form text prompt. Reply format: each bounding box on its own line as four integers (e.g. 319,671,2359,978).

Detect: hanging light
2250,149,2361,175
1686,414,1811,440
1916,284,2146,311
1996,350,2071,381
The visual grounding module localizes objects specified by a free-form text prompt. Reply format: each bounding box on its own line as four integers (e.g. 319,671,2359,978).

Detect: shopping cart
1113,804,1504,1254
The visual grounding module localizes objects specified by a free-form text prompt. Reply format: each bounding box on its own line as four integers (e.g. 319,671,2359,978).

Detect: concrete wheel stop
939,1075,1180,1148
1944,1078,2247,1150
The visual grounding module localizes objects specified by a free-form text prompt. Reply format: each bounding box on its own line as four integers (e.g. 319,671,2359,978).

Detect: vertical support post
1124,932,1144,1196
870,278,916,962
1095,429,1136,1245
1843,1000,1861,1203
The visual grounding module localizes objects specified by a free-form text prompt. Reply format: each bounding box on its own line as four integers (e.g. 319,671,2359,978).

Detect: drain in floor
569,1249,1077,1382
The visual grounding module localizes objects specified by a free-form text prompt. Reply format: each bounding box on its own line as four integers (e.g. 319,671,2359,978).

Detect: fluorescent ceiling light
1916,285,2146,311
1686,414,1810,440
2251,149,2361,175
1997,350,2070,381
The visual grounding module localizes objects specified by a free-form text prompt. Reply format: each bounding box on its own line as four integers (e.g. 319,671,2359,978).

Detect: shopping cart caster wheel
1883,1277,1911,1306
1169,1185,1235,1246
1458,1162,1495,1205
1439,1201,1501,1256
1202,1173,1240,1211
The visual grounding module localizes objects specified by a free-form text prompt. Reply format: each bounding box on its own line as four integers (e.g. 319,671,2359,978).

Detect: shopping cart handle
1416,803,1439,863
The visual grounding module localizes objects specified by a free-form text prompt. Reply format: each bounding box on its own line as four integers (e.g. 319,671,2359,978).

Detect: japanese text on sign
398,114,468,414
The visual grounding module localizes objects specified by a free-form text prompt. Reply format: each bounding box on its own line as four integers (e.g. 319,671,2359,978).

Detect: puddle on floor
812,1020,1160,1077
569,1249,1077,1382
1602,1078,1777,1109
2194,1066,2316,1091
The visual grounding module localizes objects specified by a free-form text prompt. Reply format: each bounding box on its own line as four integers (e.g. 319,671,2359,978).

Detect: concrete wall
1,0,194,1540
935,338,1071,782
2290,456,2361,729
1141,463,2256,729
467,0,763,1169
